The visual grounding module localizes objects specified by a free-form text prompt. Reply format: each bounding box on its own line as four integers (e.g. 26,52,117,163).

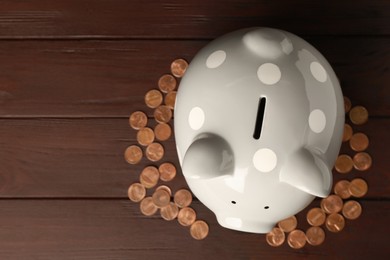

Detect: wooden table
0,1,388,258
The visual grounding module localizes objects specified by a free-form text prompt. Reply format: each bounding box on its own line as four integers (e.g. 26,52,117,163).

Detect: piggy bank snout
182,135,234,179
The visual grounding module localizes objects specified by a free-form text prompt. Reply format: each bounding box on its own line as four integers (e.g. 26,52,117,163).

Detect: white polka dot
188,107,205,130
253,148,277,172
206,50,226,68
310,61,327,82
257,63,281,85
309,109,326,133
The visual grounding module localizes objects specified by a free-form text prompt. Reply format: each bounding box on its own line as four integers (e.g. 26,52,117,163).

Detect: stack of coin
125,58,209,240
266,97,371,249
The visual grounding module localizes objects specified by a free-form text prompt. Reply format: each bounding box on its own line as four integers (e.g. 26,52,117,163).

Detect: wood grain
0,0,389,39
0,199,388,259
0,38,388,117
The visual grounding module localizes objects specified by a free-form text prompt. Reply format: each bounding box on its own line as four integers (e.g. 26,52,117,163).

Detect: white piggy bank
174,28,344,233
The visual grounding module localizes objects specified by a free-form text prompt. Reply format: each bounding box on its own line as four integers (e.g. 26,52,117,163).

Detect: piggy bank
174,27,344,233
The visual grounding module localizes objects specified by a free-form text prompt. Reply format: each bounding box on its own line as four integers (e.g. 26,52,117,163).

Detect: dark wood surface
0,1,388,258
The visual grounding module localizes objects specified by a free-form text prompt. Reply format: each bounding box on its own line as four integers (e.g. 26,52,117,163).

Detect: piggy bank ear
182,135,234,180
279,149,332,197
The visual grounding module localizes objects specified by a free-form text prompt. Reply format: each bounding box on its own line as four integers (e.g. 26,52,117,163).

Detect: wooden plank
0,0,388,39
0,199,388,259
0,118,388,198
0,38,388,117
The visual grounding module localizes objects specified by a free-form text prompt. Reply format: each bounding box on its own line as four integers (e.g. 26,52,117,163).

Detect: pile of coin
125,59,209,240
266,96,370,249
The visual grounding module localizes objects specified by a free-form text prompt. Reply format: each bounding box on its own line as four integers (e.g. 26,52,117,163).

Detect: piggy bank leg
182,134,234,180
279,148,332,197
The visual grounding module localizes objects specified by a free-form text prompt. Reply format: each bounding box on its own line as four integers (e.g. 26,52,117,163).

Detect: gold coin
174,189,193,208
348,178,368,198
160,202,179,221
344,96,352,113
164,91,177,110
137,127,155,146
159,162,177,182
190,220,209,240
349,106,369,125
154,105,172,123
139,166,160,188
158,74,177,93
177,207,197,226
306,207,326,226
156,185,172,196
129,111,148,130
334,180,351,199
140,197,158,216
342,124,353,142
287,230,307,249
353,152,372,171
350,132,369,152
124,145,143,165
145,89,163,108
321,195,343,214
145,142,164,162
325,213,345,233
128,183,146,202
342,200,362,220
334,154,354,174
171,58,188,78
277,216,297,233
266,227,285,247
154,123,172,141
305,226,325,246
152,189,171,208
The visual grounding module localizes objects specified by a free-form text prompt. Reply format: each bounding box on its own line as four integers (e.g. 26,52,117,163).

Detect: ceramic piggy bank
174,27,344,233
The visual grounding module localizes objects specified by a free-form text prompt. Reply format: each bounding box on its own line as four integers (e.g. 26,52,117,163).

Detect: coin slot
231,201,236,204
264,206,269,209
253,97,266,140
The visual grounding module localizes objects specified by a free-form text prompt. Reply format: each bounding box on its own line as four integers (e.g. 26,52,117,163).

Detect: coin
158,74,177,93
177,207,197,226
140,197,158,216
156,185,172,196
129,111,148,130
342,124,353,142
164,91,177,110
190,220,209,240
154,105,172,123
334,180,351,199
344,96,352,113
124,145,143,165
171,58,188,78
321,195,343,214
287,230,307,249
306,207,326,226
342,200,362,220
325,213,345,233
140,166,160,188
306,226,325,246
154,123,172,141
277,216,297,233
145,89,163,108
353,152,372,171
160,202,179,221
152,189,171,208
145,142,164,162
174,189,193,208
350,133,369,152
137,127,155,146
159,162,177,182
128,183,146,202
349,106,369,125
348,178,368,198
334,154,354,174
266,227,286,247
